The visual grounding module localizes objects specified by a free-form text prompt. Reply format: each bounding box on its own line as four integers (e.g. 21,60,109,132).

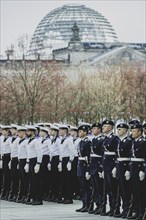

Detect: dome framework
29,4,118,54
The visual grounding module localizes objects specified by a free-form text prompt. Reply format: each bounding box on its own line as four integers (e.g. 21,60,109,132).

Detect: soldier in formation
0,120,145,220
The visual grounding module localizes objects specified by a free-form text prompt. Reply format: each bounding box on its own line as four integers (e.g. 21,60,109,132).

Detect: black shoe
76,207,85,212
113,209,121,217
127,213,139,219
114,212,123,218
8,194,13,201
57,198,64,203
101,209,113,216
108,211,114,216
16,198,24,203
63,199,73,204
136,216,143,220
88,210,95,214
80,207,89,212
100,205,106,215
25,198,33,205
122,212,128,218
8,197,14,202
32,201,43,205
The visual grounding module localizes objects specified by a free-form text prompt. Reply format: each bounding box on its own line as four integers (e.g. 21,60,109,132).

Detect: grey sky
1,0,146,55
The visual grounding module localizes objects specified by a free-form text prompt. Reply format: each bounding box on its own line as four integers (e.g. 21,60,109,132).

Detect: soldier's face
59,129,67,137
78,130,87,138
2,129,9,136
11,128,17,136
27,130,35,137
18,130,26,138
70,130,77,137
50,129,57,137
131,129,142,139
39,130,47,138
92,127,100,136
102,124,113,133
117,128,127,137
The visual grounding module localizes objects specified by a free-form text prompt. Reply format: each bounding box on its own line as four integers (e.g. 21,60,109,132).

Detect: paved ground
0,200,118,220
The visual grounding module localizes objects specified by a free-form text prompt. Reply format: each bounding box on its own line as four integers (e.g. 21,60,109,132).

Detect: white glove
85,172,91,180
8,161,11,169
112,167,117,178
102,171,104,178
47,163,51,171
17,164,19,169
34,163,40,173
0,160,2,169
66,161,71,171
125,171,130,180
98,172,103,178
58,162,62,172
24,163,29,173
139,171,145,181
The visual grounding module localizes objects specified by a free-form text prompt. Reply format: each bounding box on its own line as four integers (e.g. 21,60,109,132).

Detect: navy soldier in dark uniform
39,127,51,201
25,125,43,205
58,124,76,204
49,124,61,202
76,125,92,213
8,124,20,202
88,123,105,214
16,126,29,203
115,123,132,218
127,124,146,220
70,126,81,200
142,123,146,220
101,120,119,216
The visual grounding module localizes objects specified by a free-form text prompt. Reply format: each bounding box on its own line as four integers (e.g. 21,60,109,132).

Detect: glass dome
29,4,118,55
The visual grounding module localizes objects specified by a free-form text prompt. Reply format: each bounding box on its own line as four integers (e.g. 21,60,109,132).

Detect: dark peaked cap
102,120,114,126
117,123,129,129
78,125,89,133
129,119,140,125
92,123,102,129
131,124,142,129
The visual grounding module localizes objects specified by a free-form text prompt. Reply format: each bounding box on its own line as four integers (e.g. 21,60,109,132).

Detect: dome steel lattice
29,4,118,54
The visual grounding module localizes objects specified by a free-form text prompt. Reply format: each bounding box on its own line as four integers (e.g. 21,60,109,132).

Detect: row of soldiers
0,119,146,220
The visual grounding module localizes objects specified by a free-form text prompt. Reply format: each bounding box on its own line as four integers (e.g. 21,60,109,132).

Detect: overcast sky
1,0,146,55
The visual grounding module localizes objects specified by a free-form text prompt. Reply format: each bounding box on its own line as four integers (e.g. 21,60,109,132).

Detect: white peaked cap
70,126,78,130
26,125,37,131
50,124,59,131
17,126,27,131
39,126,49,133
1,125,11,129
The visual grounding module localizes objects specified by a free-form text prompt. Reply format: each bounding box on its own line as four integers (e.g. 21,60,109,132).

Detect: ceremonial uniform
116,123,132,217
59,134,76,203
72,137,81,199
0,127,12,199
17,136,29,202
26,127,43,205
102,120,119,216
40,130,51,200
129,124,146,220
76,125,92,212
50,134,61,201
89,131,105,213
8,136,20,201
